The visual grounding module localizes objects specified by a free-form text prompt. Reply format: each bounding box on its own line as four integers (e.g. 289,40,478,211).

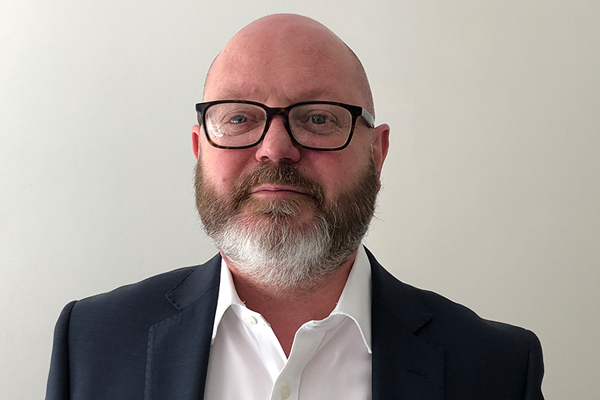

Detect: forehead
204,28,362,106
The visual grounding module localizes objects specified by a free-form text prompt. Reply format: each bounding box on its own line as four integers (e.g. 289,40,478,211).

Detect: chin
242,196,318,220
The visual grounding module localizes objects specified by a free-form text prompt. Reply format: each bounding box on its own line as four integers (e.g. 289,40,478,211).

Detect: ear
372,123,390,178
192,124,201,160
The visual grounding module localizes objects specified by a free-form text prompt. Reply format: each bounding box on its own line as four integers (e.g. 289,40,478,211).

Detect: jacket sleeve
524,329,545,400
45,301,77,400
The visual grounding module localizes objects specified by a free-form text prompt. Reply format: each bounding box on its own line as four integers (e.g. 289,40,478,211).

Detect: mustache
231,163,325,208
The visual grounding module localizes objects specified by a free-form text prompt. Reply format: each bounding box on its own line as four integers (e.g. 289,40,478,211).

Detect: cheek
199,146,256,192
301,149,368,198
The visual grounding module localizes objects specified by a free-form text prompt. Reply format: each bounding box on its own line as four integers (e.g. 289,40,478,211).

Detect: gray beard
212,206,337,293
195,160,379,294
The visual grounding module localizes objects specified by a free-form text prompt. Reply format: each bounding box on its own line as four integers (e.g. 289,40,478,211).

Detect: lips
250,184,308,196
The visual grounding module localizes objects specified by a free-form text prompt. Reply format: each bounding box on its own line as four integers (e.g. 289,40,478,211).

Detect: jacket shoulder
46,257,221,399
410,285,544,397
368,249,544,398
64,265,201,357
74,266,196,315
367,247,537,346
411,285,537,346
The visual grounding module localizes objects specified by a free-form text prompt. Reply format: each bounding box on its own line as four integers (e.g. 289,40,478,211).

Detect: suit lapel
144,255,221,400
368,249,445,400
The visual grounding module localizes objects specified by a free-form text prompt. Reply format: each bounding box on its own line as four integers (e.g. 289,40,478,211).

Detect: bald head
203,14,375,116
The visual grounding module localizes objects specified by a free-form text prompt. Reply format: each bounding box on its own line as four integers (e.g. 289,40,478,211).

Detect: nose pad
255,116,301,163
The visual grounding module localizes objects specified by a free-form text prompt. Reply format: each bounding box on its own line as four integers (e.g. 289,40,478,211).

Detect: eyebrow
210,89,247,101
209,88,338,104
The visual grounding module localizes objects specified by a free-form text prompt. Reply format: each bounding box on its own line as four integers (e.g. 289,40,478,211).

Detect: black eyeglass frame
195,100,375,151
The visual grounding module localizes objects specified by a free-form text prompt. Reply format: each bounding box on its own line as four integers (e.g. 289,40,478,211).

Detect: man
46,14,544,400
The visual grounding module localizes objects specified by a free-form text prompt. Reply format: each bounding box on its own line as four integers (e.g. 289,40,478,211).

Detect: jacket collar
144,254,221,400
368,248,445,400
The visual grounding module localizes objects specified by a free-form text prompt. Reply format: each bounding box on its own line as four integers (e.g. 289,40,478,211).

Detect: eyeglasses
195,100,375,151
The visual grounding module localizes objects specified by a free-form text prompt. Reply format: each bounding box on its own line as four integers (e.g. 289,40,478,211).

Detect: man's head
192,14,389,294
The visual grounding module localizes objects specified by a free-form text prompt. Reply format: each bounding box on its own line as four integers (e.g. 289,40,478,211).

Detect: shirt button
244,316,257,326
280,384,291,399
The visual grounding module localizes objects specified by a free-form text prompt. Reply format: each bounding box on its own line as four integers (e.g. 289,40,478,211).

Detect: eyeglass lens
204,103,354,149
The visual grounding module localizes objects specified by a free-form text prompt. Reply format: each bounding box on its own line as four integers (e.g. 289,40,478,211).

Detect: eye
310,114,329,125
291,107,343,136
221,110,259,127
229,115,248,124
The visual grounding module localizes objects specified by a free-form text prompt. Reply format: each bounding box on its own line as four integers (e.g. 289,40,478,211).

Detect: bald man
46,14,545,400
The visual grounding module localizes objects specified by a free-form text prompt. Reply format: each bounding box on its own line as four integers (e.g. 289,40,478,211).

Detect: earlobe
372,123,390,175
192,125,201,160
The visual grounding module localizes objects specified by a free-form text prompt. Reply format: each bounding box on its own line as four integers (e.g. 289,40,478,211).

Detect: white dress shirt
203,246,372,400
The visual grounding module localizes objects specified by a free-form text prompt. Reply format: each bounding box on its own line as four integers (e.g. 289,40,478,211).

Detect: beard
194,158,379,295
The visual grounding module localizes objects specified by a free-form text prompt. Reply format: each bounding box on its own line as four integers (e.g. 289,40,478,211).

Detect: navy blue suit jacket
46,249,544,399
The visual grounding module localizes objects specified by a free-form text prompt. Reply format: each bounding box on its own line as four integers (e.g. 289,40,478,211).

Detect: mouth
249,184,311,199
230,163,325,209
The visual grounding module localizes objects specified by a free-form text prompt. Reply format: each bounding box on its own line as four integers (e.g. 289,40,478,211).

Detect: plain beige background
1,0,599,398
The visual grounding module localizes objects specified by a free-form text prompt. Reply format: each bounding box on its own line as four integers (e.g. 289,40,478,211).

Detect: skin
191,14,390,356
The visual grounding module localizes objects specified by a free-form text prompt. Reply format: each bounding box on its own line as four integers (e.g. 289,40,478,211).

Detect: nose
254,116,301,164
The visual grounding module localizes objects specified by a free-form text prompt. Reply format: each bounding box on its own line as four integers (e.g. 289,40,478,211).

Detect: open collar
210,246,373,352
144,250,445,400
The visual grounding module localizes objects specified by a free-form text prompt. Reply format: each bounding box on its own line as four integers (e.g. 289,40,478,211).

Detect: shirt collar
211,257,244,344
211,246,372,352
331,245,372,353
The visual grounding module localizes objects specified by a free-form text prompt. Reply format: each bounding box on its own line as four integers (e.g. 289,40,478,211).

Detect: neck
223,251,358,357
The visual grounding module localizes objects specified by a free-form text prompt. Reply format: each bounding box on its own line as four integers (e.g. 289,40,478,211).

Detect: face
191,16,389,291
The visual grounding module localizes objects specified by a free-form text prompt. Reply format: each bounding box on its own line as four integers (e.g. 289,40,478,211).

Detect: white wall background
1,0,598,398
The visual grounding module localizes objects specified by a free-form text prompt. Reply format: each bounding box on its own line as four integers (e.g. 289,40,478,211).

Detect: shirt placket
233,305,287,383
270,318,339,400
